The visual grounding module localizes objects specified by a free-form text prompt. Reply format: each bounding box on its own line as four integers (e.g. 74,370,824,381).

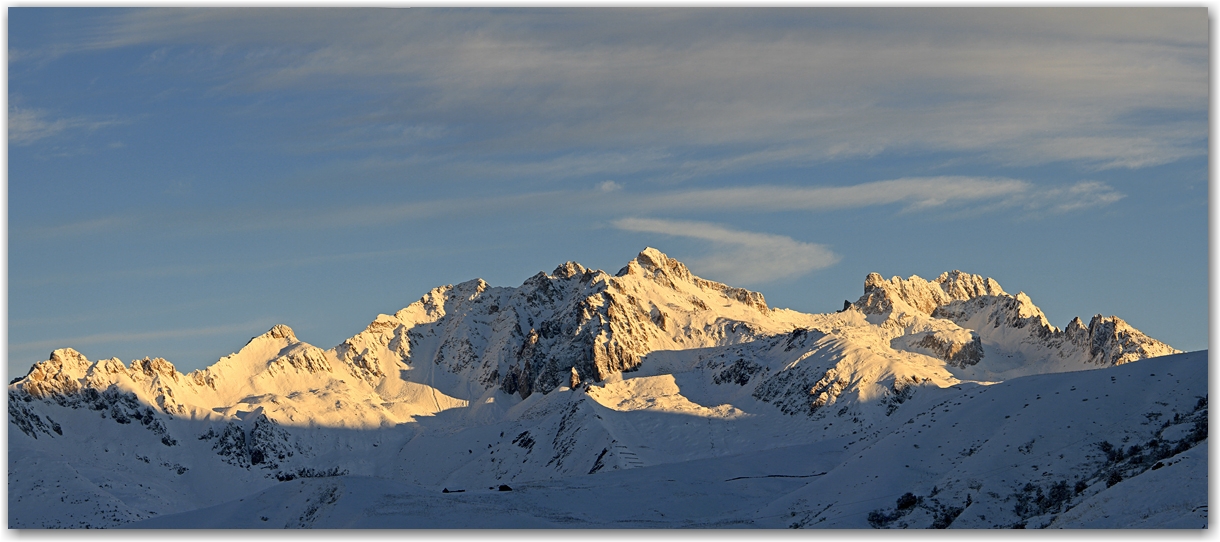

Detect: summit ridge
7,249,1198,529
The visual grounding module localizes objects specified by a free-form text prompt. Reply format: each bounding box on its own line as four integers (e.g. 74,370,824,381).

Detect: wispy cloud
598,180,622,193
17,177,1119,241
13,248,421,287
9,107,124,145
612,217,840,285
232,177,1119,233
639,177,1031,213
24,215,137,238
1014,181,1127,215
200,191,576,234
9,318,280,359
15,8,1204,174
9,296,248,330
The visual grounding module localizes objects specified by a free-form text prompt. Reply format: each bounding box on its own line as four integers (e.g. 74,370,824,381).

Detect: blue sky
8,8,1209,376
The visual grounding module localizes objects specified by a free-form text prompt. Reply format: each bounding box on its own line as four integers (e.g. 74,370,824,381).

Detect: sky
7,7,1209,377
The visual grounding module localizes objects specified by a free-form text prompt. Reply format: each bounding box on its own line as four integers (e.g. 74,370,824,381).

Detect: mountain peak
257,324,296,343
859,271,1005,316
231,324,299,357
935,270,1006,299
636,246,668,264
16,348,91,399
627,247,693,282
616,248,769,314
48,347,90,368
552,261,590,279
1079,314,1181,366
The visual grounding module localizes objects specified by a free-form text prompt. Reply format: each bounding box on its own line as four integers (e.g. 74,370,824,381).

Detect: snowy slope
7,249,1198,528
129,351,1207,529
760,350,1207,529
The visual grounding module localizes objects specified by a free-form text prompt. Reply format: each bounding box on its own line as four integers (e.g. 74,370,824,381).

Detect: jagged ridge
7,248,1195,529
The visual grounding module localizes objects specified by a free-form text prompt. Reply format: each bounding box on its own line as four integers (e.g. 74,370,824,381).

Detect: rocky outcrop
1069,315,1181,366
622,248,770,313
11,375,178,446
381,248,788,399
130,357,181,383
198,411,307,473
910,332,985,368
856,271,1178,371
933,291,1056,339
9,252,1182,433
856,271,1004,316
17,348,92,399
267,344,333,376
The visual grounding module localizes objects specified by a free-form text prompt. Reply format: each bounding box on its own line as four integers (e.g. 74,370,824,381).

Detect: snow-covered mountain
8,249,1201,529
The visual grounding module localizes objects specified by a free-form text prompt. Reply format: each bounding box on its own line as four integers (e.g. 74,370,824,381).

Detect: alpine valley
8,249,1206,529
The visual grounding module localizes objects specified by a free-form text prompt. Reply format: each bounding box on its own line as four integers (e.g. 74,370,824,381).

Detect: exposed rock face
933,291,1056,337
857,271,1004,316
268,344,333,376
808,368,849,411
11,366,179,446
131,357,180,383
347,248,786,399
911,332,985,368
856,271,1179,372
8,251,1183,438
17,348,92,399
264,324,296,341
1071,315,1181,366
623,248,770,314
6,249,1192,530
199,411,307,472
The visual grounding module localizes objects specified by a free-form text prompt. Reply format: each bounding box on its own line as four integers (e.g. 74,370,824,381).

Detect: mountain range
8,248,1204,528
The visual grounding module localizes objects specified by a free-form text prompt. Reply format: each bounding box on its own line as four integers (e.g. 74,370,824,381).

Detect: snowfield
8,249,1205,529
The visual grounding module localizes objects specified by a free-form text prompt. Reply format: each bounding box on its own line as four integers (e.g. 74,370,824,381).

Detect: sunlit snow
8,249,1203,529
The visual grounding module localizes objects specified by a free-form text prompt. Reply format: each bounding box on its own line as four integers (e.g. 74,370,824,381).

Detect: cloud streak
8,107,124,145
612,217,840,285
9,318,280,359
638,177,1031,213
1013,181,1127,216
12,8,1205,173
12,248,422,288
12,177,1122,241
23,215,138,238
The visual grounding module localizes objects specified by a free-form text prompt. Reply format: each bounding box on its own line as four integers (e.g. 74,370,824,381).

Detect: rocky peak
1082,314,1181,366
363,314,402,336
1065,316,1089,338
228,324,301,357
934,270,1006,300
251,324,296,343
16,348,92,399
451,278,489,301
552,261,589,279
615,248,769,313
130,357,181,383
48,347,91,369
620,247,695,283
31,348,94,384
204,324,306,377
268,343,333,376
858,271,1006,316
635,247,687,274
395,285,452,325
92,357,129,376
